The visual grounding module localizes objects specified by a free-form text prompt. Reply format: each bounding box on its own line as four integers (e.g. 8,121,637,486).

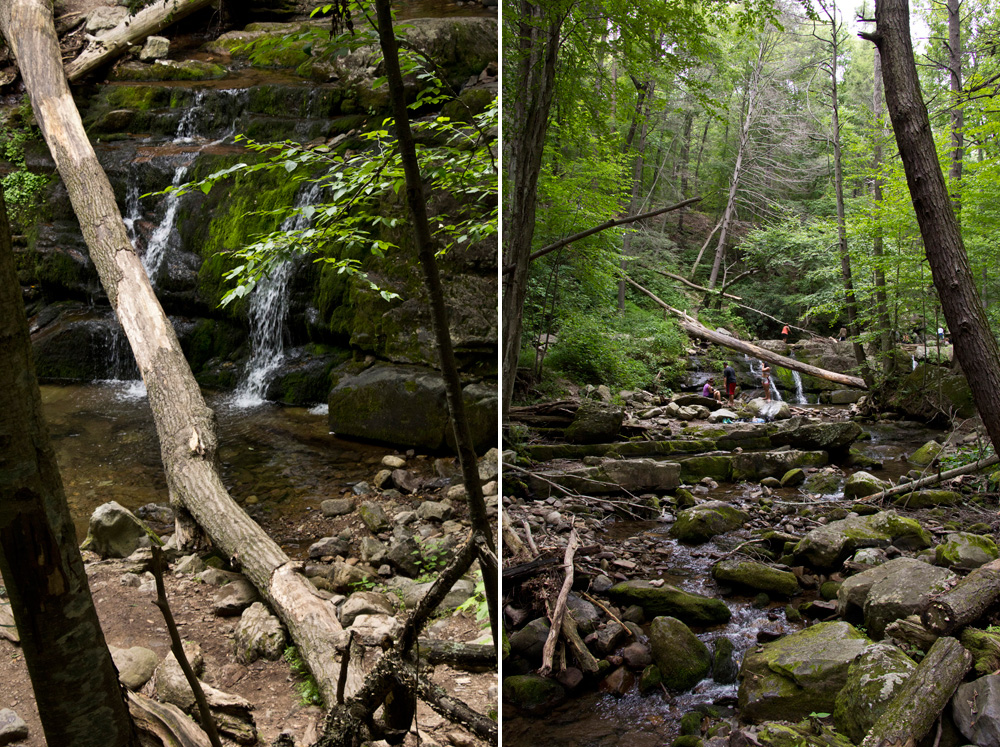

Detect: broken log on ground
508,400,579,428
922,558,1000,636
540,529,578,676
864,454,1000,503
860,636,971,747
625,277,868,389
414,640,496,670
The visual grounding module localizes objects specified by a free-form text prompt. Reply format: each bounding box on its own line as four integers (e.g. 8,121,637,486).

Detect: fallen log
860,636,971,747
626,277,869,389
864,454,1000,503
65,0,214,82
921,558,1000,636
562,611,600,674
884,615,939,652
540,529,578,676
508,400,578,428
128,692,211,747
414,640,496,670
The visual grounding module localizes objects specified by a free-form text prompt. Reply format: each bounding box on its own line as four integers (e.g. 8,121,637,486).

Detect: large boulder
81,501,152,558
648,616,711,691
737,621,871,723
730,450,828,482
747,398,791,421
234,602,287,664
528,459,680,497
565,400,624,443
953,674,1000,746
794,511,931,569
935,532,1000,571
670,501,749,544
892,489,962,509
833,642,916,744
327,363,496,452
909,439,943,467
607,580,731,625
888,363,975,425
769,419,863,451
862,560,955,639
843,471,889,500
711,559,799,597
503,674,565,714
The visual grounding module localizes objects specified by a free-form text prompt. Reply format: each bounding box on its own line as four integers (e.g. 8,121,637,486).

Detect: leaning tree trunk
0,0,354,705
65,0,214,82
0,185,138,746
862,0,1000,464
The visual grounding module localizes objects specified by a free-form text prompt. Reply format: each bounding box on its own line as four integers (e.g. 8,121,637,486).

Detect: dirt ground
0,556,496,746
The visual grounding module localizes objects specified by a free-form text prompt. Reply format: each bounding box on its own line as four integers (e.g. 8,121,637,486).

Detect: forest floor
0,550,494,747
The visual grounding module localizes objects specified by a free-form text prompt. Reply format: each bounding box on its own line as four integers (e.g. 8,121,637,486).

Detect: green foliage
0,109,48,229
283,647,323,706
455,572,490,630
545,305,686,392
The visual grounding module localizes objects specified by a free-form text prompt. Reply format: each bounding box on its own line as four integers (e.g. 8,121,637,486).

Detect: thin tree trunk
872,49,893,373
862,0,1000,477
948,0,964,216
373,0,498,646
501,1,564,419
0,0,353,705
0,189,138,744
619,79,654,311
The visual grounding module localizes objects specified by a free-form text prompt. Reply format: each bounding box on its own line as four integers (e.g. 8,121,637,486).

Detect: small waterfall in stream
791,369,807,404
231,181,324,408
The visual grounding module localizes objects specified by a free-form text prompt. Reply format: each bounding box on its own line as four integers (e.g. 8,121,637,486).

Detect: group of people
702,360,773,406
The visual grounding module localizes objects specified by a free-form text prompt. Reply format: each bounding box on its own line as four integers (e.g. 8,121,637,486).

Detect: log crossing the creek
626,277,869,390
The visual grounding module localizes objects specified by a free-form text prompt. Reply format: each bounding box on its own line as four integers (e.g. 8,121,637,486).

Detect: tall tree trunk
501,1,565,419
0,185,138,745
0,0,353,705
872,49,894,372
948,0,964,216
822,0,869,376
862,0,1000,459
676,109,695,233
708,36,768,289
618,79,653,311
373,0,498,647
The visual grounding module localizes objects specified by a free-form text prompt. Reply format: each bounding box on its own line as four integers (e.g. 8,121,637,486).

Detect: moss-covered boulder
887,362,975,424
502,674,566,714
745,721,856,747
607,580,731,625
803,469,844,496
639,664,662,693
843,470,888,500
327,363,496,452
780,468,806,488
711,559,800,597
960,628,1000,676
508,618,550,662
769,419,863,452
908,439,943,467
862,558,955,639
565,400,624,444
678,455,732,482
892,489,962,509
737,621,871,723
713,637,738,684
794,511,930,569
730,450,828,482
528,459,680,497
833,642,916,743
670,501,749,544
648,616,711,691
111,60,227,82
934,532,1000,571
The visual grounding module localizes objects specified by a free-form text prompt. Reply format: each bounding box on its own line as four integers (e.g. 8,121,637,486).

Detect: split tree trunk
860,636,971,747
627,278,868,388
0,0,353,705
862,0,1000,469
65,0,214,82
0,184,138,744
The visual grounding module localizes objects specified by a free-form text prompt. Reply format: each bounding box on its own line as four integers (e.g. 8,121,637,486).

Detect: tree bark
921,558,1000,636
501,1,566,419
860,636,971,747
872,49,894,373
618,79,653,311
862,0,1000,470
948,0,964,215
0,183,138,744
0,0,354,706
374,0,497,647
626,277,868,388
65,0,214,82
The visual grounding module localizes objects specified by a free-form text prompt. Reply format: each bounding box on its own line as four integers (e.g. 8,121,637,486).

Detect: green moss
679,455,732,482
105,85,168,111
111,60,227,82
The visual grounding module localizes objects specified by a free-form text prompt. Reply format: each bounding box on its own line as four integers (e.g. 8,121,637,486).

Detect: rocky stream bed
501,379,1000,747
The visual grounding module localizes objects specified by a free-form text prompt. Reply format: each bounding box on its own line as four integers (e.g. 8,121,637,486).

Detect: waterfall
174,90,207,143
102,319,146,398
912,355,918,370
231,181,324,407
745,355,782,401
141,164,189,283
791,369,807,405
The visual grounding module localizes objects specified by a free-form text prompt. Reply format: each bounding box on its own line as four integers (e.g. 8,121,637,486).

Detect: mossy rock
670,501,749,544
892,489,962,509
960,628,1000,676
751,721,855,747
908,439,943,467
713,637,738,684
564,400,624,444
648,616,711,691
934,532,999,571
711,559,799,597
678,455,732,482
730,450,828,482
607,580,731,625
843,470,888,500
795,511,930,569
440,87,496,123
803,470,844,496
502,674,565,714
672,737,703,747
638,664,662,693
111,60,227,82
737,621,871,724
780,468,805,487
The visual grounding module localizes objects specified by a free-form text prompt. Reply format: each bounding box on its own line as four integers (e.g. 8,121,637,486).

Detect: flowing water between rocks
43,382,391,550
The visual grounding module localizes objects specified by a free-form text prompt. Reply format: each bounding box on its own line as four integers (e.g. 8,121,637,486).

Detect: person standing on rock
781,324,790,343
838,327,847,342
762,366,772,402
723,362,737,406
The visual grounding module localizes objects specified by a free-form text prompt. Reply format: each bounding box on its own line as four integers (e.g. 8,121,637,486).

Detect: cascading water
791,369,807,404
745,355,782,401
141,164,189,283
230,181,324,408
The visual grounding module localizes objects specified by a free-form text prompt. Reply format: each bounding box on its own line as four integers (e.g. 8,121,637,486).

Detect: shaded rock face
607,580,731,626
327,363,497,452
953,674,1000,746
503,674,566,714
860,558,954,639
23,17,498,434
833,642,916,744
565,401,624,444
935,532,1000,571
648,616,710,691
737,621,870,723
888,363,975,425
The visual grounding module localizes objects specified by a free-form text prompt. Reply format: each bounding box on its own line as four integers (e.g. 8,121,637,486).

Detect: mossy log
860,636,971,747
921,558,1000,635
415,640,496,670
